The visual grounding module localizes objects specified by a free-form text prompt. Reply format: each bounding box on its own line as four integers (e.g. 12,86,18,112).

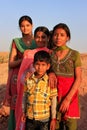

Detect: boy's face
34,61,50,77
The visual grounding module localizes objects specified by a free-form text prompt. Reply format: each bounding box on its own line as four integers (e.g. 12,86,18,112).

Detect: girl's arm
48,72,57,89
9,42,22,68
59,66,82,113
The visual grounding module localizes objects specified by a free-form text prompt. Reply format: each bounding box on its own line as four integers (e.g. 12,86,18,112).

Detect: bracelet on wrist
52,118,56,121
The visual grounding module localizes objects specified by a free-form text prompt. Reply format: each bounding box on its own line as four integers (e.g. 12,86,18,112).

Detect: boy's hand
50,118,56,130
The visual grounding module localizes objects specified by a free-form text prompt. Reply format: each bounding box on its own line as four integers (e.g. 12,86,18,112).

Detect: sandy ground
0,53,87,130
0,63,8,130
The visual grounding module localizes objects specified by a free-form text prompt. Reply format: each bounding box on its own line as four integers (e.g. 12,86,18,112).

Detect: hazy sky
0,0,87,53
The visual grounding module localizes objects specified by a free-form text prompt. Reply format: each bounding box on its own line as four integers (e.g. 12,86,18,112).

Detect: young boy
21,50,57,130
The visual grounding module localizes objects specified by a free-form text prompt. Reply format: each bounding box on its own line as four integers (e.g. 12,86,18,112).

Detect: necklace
55,46,69,71
22,38,32,46
26,40,30,44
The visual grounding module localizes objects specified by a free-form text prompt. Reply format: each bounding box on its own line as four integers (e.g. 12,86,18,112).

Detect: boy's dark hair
33,50,51,64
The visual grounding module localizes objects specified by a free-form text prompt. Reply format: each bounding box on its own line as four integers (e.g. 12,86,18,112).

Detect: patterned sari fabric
15,47,49,130
51,48,81,120
3,38,37,108
3,38,37,130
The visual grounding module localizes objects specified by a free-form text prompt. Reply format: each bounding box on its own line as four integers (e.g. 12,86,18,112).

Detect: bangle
52,118,56,121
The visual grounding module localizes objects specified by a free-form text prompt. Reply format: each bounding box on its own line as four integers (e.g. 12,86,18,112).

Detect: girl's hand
59,97,70,113
0,104,10,117
21,113,26,122
25,71,33,81
48,72,57,89
59,97,71,113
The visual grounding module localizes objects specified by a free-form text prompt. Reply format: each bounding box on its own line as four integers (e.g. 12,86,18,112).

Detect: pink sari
15,47,49,130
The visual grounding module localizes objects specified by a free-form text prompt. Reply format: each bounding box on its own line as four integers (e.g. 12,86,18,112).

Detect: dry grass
0,52,9,63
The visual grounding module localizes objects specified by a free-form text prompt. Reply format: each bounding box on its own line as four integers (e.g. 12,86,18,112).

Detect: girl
0,15,37,130
15,26,57,130
51,23,82,130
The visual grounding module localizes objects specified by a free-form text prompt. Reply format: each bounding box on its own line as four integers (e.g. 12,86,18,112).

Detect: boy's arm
51,95,57,119
50,95,57,130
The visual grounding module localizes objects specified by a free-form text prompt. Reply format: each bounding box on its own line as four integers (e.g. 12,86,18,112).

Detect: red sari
3,42,23,110
3,38,37,130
